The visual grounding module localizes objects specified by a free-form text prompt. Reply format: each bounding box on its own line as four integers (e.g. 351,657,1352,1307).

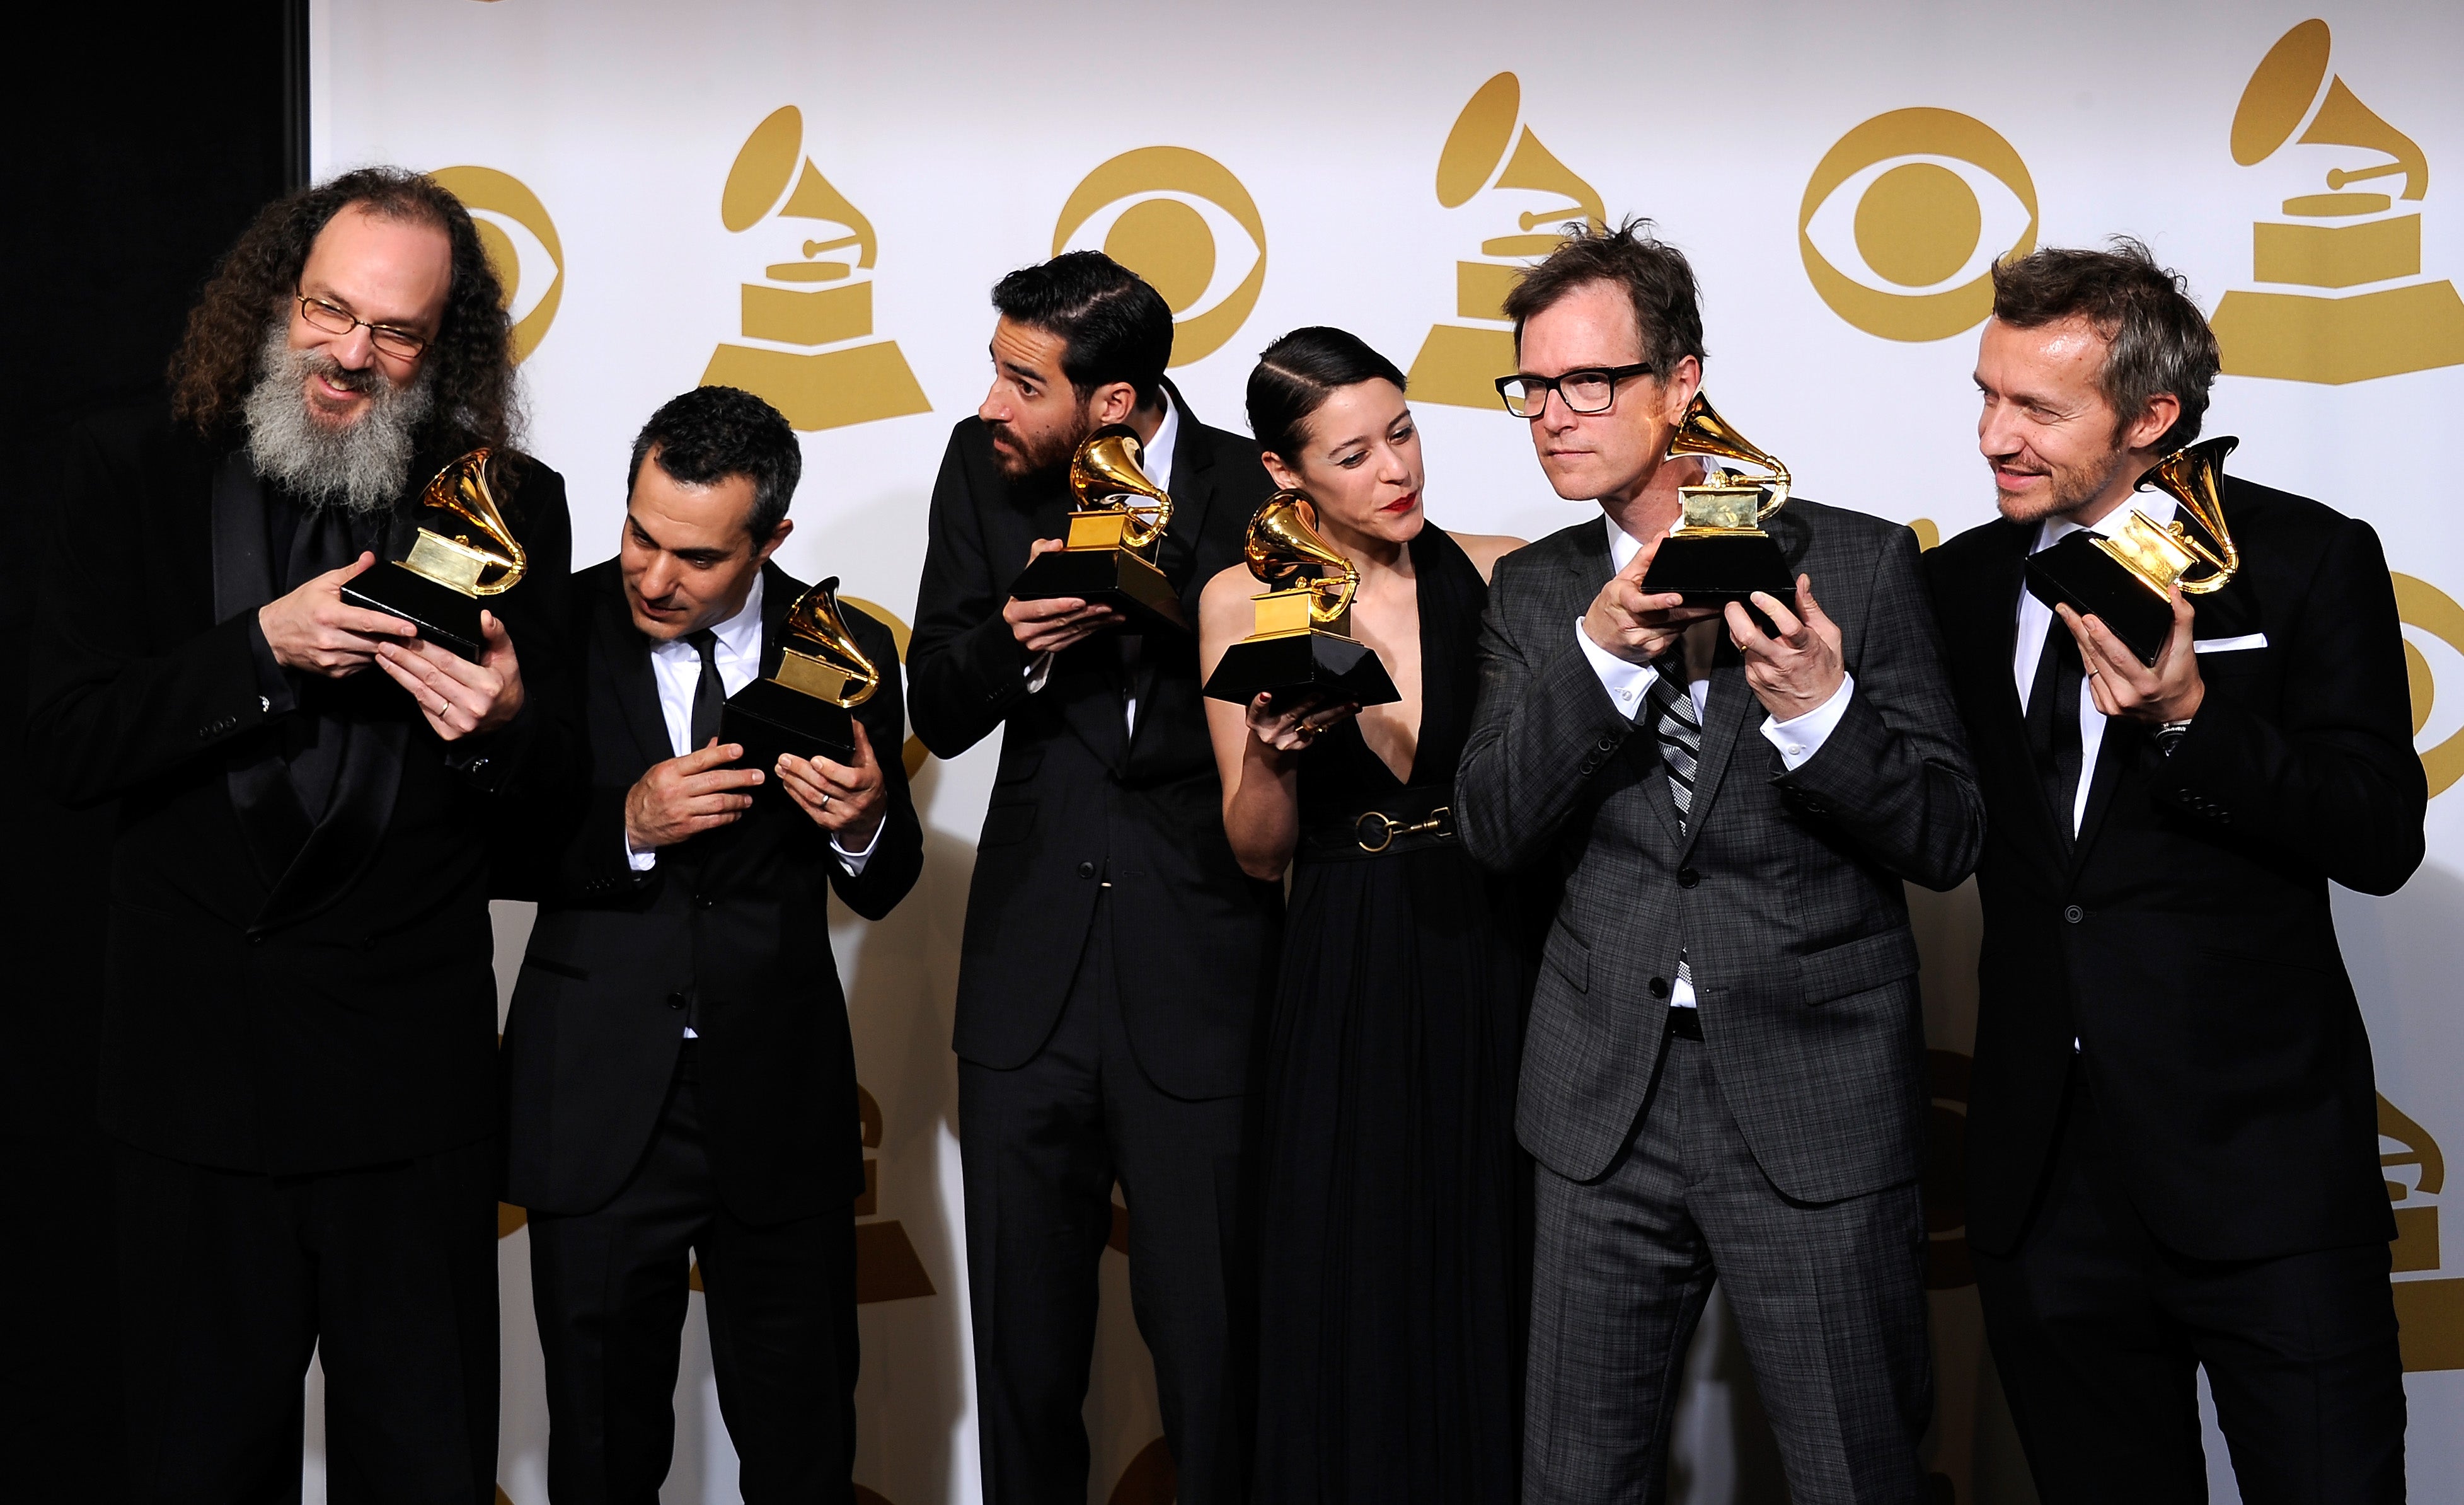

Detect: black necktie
1647,654,1701,1001
2028,623,2084,846
686,628,725,753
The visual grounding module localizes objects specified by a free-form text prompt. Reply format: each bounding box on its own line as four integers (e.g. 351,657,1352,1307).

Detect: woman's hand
1246,691,1357,754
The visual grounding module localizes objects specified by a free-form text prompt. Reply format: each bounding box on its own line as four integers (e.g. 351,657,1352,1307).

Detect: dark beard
242,322,435,514
987,413,1089,482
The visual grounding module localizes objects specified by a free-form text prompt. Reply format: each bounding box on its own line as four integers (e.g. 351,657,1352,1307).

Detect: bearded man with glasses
1457,219,1982,1504
27,168,574,1505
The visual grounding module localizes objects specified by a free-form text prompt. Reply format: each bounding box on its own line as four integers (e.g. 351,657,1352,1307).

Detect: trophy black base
2024,532,2172,666
1639,533,1797,609
1012,548,1188,633
1202,631,1402,708
342,564,486,659
720,681,859,782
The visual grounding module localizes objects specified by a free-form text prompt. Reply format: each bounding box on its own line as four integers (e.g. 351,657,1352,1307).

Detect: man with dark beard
1926,243,2419,1500
26,168,573,1504
908,251,1277,1504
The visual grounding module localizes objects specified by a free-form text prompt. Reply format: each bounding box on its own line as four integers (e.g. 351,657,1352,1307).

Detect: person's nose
1976,399,2019,459
327,323,376,371
638,556,680,604
978,383,1008,425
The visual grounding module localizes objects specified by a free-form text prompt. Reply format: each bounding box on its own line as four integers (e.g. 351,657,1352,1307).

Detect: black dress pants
112,1136,500,1505
1974,1068,2405,1504
958,891,1252,1505
527,1044,857,1505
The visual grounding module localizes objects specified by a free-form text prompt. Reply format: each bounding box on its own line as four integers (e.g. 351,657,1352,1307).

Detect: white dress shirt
1575,516,1855,1005
2012,497,2177,837
1023,390,1180,737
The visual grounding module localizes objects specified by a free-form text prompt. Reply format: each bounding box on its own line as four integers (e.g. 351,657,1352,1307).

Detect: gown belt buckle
1354,805,1454,853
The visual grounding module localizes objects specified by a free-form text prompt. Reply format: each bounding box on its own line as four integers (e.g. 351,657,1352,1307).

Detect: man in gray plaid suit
1459,221,1984,1503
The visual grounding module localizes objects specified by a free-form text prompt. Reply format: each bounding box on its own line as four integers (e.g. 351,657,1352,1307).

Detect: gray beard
242,324,435,515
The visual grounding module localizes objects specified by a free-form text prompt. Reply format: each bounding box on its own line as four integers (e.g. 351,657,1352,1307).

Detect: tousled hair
1503,217,1707,374
1990,238,2218,454
628,386,802,543
989,251,1173,411
168,166,519,455
1246,327,1407,464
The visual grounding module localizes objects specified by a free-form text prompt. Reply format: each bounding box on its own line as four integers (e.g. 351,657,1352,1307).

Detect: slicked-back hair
990,251,1173,411
1990,239,2218,454
629,386,802,543
1503,217,1707,375
169,166,517,453
1246,326,1407,464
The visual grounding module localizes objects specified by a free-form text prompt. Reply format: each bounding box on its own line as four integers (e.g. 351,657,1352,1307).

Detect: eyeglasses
294,294,430,360
1495,362,1658,418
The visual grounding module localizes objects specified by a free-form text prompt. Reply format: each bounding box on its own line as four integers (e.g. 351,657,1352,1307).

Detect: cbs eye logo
430,165,564,363
1052,147,1267,366
1799,108,2037,343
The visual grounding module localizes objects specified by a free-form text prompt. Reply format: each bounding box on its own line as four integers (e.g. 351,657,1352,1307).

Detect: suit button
696,895,717,908
1678,867,1700,888
666,992,688,1010
2064,904,2084,924
1649,977,1669,999
1597,734,1619,752
1076,861,1096,879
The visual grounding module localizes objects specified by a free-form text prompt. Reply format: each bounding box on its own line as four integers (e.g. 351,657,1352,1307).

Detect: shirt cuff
831,817,884,876
1574,618,1659,721
626,832,657,872
1758,672,1856,771
245,612,298,718
1024,651,1054,694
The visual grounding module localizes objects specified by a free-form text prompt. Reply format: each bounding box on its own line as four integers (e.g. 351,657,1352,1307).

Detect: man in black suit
1928,242,2423,1502
909,251,1277,1504
27,169,573,1504
501,386,922,1503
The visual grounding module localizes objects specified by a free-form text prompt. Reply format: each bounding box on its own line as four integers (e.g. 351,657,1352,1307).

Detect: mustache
301,349,387,396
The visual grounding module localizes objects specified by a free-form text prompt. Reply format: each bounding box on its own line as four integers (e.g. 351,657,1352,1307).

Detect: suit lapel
1678,508,1818,851
595,574,672,769
1563,526,1685,850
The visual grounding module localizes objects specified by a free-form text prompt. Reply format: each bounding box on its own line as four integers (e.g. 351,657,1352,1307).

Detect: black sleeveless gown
1251,525,1531,1503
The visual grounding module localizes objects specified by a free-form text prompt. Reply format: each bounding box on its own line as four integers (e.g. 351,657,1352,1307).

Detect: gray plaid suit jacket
1460,500,1983,1198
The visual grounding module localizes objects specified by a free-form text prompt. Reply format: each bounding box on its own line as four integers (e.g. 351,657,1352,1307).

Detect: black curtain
1,5,302,1497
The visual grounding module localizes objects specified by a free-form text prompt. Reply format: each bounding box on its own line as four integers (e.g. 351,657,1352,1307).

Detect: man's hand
374,610,526,742
257,552,415,677
2063,588,2204,726
778,718,887,848
1582,532,1718,666
625,740,764,851
1729,575,1846,722
1005,538,1124,654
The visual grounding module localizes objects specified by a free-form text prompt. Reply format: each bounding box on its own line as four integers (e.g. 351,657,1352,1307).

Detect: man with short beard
28,168,573,1505
1926,242,2419,1501
908,251,1277,1504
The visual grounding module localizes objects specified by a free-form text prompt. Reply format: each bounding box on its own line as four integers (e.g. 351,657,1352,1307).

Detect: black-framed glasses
294,293,430,360
1495,362,1657,418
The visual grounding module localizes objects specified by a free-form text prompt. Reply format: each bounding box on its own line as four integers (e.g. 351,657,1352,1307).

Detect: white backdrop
308,3,2464,1501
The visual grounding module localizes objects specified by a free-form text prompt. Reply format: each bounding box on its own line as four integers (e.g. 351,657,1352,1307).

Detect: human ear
1261,451,1303,491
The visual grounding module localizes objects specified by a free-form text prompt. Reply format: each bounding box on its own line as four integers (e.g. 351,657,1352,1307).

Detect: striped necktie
1646,657,1701,1001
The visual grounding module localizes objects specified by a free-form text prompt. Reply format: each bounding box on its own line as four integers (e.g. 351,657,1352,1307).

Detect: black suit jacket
500,558,922,1224
908,383,1278,1100
26,408,576,1174
1927,478,2424,1261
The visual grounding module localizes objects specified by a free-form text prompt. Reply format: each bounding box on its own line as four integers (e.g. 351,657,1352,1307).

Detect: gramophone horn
1245,490,1359,625
1666,393,1792,517
1071,425,1175,550
2139,436,2240,593
778,575,882,708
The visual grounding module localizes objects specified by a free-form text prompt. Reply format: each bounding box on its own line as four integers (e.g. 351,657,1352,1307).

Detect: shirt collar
1138,388,1180,490
653,570,767,663
1604,511,1681,572
2032,493,2179,555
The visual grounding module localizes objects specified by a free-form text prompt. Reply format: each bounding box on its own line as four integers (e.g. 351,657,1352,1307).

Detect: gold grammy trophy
340,447,526,660
1638,394,1797,608
701,105,932,430
2023,436,2240,667
1202,490,1400,708
2209,19,2464,384
1407,72,1606,410
1010,425,1187,633
718,575,881,770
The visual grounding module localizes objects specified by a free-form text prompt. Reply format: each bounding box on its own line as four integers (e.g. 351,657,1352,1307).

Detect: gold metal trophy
1009,424,1187,633
1638,393,1797,608
1200,490,1401,708
341,447,527,659
2024,435,2240,666
719,577,881,770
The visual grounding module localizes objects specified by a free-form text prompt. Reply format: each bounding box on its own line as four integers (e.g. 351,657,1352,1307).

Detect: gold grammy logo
701,106,932,431
1407,72,1604,410
853,1084,934,1303
431,166,563,363
1052,147,1267,366
2383,1093,2464,1371
1799,108,2037,343
2211,20,2464,384
2395,573,2464,799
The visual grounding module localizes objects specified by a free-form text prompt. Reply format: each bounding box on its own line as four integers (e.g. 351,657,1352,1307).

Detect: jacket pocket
1797,928,1920,1005
979,800,1035,849
1543,917,1590,993
522,955,590,982
996,744,1044,785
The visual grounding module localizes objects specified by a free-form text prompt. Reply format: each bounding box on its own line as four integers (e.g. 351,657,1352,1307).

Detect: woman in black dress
1197,328,1529,1502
